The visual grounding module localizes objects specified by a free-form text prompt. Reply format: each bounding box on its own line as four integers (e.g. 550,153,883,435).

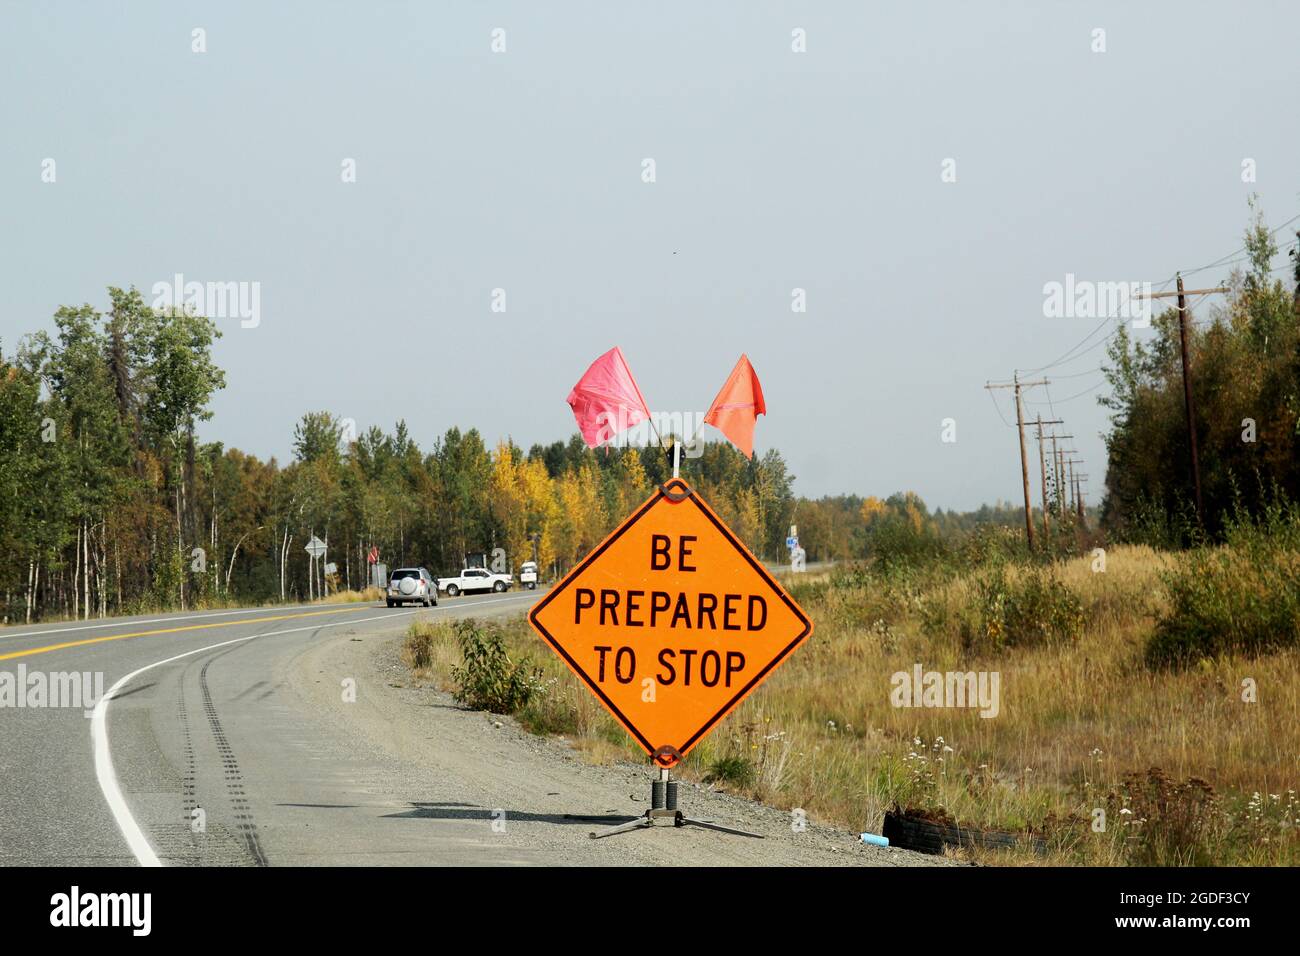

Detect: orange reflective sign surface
528,478,812,767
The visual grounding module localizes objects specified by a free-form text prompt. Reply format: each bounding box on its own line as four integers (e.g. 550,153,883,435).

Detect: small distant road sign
786,535,797,550
529,478,811,768
324,562,337,575
305,536,326,559
367,546,379,564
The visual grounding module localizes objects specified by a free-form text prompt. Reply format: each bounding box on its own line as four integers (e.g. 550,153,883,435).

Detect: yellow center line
0,606,378,663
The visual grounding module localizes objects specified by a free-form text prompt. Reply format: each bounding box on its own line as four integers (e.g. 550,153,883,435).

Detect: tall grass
1147,499,1300,667
323,585,385,604
400,543,1300,865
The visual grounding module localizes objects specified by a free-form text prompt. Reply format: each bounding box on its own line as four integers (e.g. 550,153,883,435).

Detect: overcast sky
3,1,1298,509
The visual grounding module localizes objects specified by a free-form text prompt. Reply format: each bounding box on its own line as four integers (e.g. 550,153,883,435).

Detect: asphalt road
0,593,541,866
0,588,947,867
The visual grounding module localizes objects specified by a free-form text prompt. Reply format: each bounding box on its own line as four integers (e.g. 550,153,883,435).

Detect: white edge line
93,593,539,866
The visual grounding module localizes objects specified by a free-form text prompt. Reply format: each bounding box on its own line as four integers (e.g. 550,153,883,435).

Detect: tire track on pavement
199,645,268,866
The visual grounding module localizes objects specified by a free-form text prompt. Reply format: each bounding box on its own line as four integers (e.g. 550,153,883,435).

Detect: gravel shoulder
284,610,959,866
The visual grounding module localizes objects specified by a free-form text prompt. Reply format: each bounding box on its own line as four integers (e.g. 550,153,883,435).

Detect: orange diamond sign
528,478,812,767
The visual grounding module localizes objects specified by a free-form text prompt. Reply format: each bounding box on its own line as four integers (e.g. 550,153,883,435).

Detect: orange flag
703,354,766,458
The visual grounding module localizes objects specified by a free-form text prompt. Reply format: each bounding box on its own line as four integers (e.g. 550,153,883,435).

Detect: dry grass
2,586,387,628
402,545,1300,865
401,619,463,682
323,586,385,604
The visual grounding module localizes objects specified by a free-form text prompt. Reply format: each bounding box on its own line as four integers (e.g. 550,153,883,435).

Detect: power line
1045,365,1103,380
1021,315,1116,374
1022,273,1181,377
1177,216,1300,279
1021,209,1300,380
986,386,1015,428
1027,378,1107,405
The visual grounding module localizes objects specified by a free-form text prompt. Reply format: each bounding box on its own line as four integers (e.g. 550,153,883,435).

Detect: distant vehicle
438,567,513,596
519,561,539,590
387,567,438,607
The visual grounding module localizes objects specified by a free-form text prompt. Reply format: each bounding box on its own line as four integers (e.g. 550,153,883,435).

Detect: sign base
566,768,764,840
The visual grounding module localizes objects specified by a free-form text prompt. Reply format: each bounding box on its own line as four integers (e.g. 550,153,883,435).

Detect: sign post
305,536,326,599
529,477,812,838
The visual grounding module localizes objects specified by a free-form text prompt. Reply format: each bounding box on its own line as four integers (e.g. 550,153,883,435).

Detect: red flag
566,347,653,448
703,354,766,458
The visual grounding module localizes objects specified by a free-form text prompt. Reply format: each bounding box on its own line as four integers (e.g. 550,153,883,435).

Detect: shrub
957,524,1028,568
516,677,580,737
1146,500,1300,667
864,517,949,572
1116,490,1202,550
403,621,436,670
786,577,830,607
965,565,1084,651
450,619,541,713
703,754,755,789
1108,768,1222,866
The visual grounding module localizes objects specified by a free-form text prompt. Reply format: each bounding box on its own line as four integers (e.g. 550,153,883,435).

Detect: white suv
387,567,438,607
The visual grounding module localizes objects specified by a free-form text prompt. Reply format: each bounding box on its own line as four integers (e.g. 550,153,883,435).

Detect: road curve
0,594,538,865
0,593,949,867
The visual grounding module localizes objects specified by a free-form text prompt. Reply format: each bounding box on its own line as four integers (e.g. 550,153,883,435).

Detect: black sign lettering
615,647,636,683
594,645,612,681
700,650,720,687
679,648,697,686
678,535,697,572
657,648,677,684
626,589,644,627
671,593,692,628
723,593,742,630
726,651,745,684
599,588,619,626
650,590,671,627
650,534,671,570
698,593,717,629
573,587,772,633
575,588,595,624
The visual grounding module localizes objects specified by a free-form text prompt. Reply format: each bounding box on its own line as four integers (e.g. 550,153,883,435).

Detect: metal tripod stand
569,766,763,840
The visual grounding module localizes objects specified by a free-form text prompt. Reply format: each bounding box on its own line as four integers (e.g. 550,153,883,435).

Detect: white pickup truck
519,561,539,590
437,567,513,596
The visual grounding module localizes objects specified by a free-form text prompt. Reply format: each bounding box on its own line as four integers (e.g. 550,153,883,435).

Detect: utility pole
1033,416,1064,540
1138,277,1228,526
1065,458,1084,513
1175,274,1203,526
986,374,1050,551
1047,433,1073,516
1057,448,1069,513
